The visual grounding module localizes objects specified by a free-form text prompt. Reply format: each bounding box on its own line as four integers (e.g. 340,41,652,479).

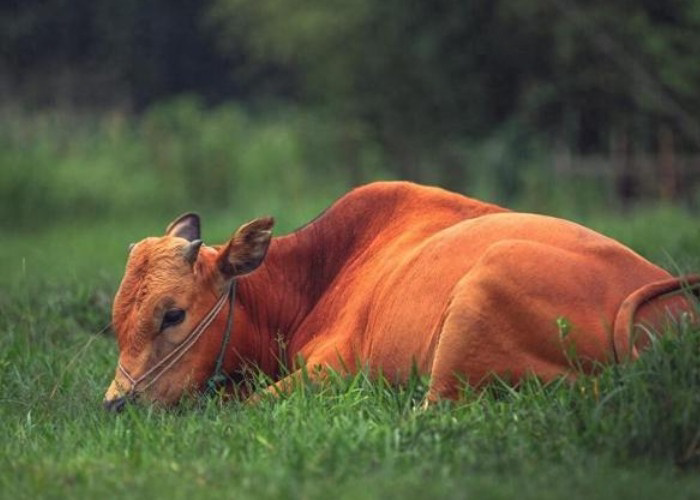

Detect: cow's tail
612,275,700,362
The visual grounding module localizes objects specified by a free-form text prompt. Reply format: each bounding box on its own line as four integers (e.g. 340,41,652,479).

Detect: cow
103,181,699,410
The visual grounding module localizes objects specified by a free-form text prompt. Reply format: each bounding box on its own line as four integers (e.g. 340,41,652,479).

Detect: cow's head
103,213,274,410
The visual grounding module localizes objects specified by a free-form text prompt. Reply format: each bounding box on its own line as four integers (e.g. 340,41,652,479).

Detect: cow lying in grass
103,181,699,410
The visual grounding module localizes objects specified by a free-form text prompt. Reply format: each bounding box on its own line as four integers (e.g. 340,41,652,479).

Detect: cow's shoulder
324,181,508,235
345,181,505,214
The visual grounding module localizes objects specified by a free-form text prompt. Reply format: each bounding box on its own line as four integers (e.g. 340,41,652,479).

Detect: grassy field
2,201,700,499
2,107,700,498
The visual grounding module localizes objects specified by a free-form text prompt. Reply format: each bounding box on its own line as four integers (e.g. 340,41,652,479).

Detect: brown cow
103,181,699,410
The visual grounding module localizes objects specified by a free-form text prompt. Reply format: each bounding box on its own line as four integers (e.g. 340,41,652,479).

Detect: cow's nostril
103,396,128,413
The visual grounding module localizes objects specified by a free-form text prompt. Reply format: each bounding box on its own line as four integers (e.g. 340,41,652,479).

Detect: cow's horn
183,239,203,265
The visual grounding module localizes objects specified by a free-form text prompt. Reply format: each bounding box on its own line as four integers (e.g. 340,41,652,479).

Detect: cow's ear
217,217,274,277
165,213,201,241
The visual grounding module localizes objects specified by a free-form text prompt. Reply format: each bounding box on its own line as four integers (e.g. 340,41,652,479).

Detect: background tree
2,0,700,185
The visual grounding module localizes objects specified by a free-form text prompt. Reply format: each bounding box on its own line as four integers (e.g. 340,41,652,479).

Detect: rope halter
117,281,236,395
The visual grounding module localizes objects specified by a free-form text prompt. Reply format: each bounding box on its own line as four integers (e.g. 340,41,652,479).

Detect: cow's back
352,212,670,381
287,182,506,367
287,183,671,385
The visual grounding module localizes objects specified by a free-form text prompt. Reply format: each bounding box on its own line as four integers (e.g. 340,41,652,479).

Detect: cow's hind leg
424,241,612,404
424,276,510,403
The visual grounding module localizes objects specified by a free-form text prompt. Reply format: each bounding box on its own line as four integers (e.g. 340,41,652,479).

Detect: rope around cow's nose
117,281,236,395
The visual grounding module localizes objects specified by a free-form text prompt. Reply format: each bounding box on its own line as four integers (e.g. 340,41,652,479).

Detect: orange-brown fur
104,181,698,406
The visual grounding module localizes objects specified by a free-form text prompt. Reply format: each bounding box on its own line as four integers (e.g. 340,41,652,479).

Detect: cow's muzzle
103,377,136,413
103,395,128,413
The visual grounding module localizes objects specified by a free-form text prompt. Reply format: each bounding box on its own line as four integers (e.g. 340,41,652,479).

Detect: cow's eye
161,308,186,331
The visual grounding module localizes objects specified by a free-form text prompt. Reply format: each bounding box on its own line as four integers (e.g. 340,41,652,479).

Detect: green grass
3,105,700,498
2,278,700,499
0,191,341,290
0,100,373,233
2,204,700,499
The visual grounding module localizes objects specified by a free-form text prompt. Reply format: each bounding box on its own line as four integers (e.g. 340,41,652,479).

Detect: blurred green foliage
2,1,699,273
0,98,384,231
0,97,618,235
212,0,700,159
3,0,700,164
1,97,698,290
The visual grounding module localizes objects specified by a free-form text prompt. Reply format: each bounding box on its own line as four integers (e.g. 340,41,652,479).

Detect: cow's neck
231,191,391,378
224,182,506,379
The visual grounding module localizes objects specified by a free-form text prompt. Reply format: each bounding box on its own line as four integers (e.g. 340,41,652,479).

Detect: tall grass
2,102,700,498
6,98,684,234
1,279,700,499
0,100,371,288
0,98,378,232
